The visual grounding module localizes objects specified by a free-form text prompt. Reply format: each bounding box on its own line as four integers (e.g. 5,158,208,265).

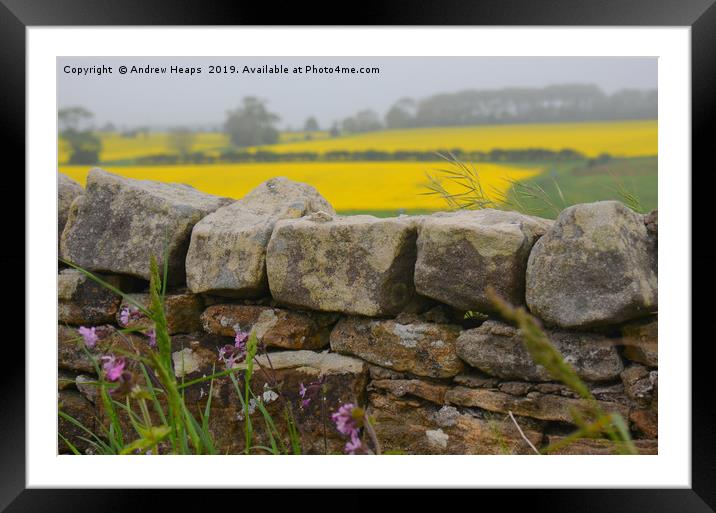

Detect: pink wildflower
298,377,325,409
119,307,130,327
146,328,156,348
217,329,250,369
119,306,144,327
234,330,249,349
344,431,363,455
78,326,99,348
331,403,359,437
101,355,126,382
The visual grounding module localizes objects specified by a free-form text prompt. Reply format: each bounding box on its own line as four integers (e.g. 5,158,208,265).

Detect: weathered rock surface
415,209,552,311
452,371,499,389
644,209,658,274
544,435,657,455
60,168,232,284
621,317,658,367
74,374,99,404
117,291,205,335
58,173,83,239
58,390,97,454
456,320,623,382
330,317,464,378
58,369,78,390
266,214,418,316
526,201,658,328
186,178,334,297
58,269,143,325
368,392,543,454
201,304,337,350
445,386,630,425
620,365,657,408
175,348,369,454
369,378,450,405
368,364,410,380
630,408,658,438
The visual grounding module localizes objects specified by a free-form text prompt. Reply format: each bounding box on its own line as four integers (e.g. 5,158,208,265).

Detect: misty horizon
58,57,657,131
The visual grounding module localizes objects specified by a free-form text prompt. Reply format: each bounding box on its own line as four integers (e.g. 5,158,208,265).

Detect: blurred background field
58,59,658,218
59,161,542,212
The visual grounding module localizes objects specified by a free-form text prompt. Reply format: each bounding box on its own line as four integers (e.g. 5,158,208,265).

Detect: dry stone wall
57,170,658,455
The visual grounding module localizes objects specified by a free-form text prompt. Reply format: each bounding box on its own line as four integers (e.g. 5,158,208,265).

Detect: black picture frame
3,0,712,510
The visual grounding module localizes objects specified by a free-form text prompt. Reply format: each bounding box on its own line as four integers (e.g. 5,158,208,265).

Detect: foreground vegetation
59,257,637,455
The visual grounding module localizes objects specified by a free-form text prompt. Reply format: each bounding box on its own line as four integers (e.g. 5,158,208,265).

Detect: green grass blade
58,433,82,455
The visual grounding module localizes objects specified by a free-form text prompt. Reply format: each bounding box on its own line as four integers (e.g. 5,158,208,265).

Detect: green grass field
505,156,657,217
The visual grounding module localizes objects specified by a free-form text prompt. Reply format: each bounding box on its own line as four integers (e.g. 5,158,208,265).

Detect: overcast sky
58,57,657,130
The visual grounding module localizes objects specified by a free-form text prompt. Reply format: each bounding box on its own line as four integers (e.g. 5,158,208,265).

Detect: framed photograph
5,0,712,509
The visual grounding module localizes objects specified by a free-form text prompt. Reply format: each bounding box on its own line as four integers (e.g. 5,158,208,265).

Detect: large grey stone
58,173,83,239
330,317,464,378
415,209,552,312
186,177,334,296
456,320,623,382
526,201,658,328
60,168,232,284
266,214,418,316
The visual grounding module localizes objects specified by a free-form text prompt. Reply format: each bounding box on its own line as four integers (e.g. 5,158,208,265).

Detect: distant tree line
222,84,657,144
128,147,590,165
381,84,657,129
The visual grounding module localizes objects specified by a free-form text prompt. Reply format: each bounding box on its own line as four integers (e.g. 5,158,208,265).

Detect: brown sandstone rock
58,390,97,454
330,317,464,378
544,435,657,455
630,408,658,438
621,317,658,367
620,365,657,408
445,386,630,425
452,371,499,389
369,379,449,405
201,304,337,350
367,392,543,455
117,291,205,335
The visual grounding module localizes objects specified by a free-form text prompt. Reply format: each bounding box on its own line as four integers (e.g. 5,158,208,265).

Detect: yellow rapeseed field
252,120,657,158
59,162,540,211
58,120,657,164
58,132,230,164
